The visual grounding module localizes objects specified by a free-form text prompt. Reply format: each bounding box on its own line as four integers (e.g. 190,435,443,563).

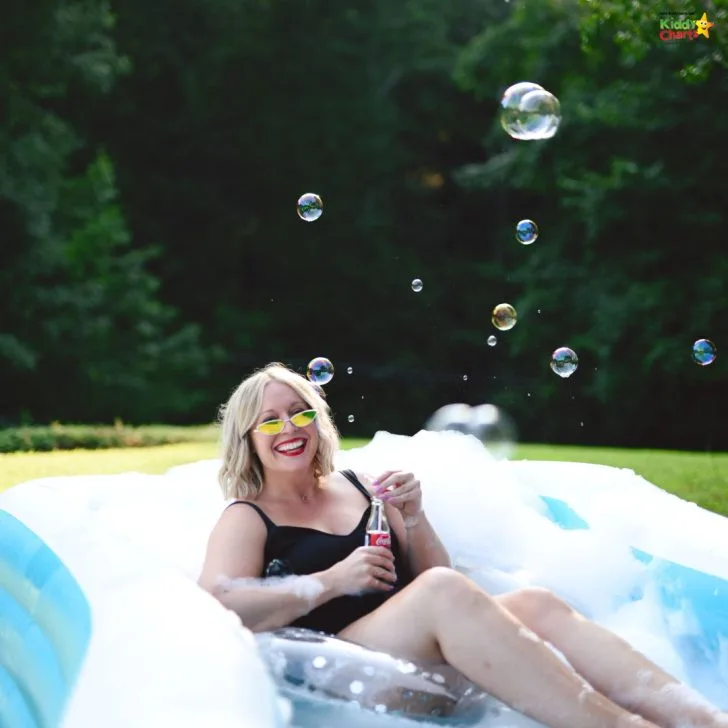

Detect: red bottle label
366,531,391,548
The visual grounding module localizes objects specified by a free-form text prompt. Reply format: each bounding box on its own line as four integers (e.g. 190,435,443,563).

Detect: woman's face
250,381,320,476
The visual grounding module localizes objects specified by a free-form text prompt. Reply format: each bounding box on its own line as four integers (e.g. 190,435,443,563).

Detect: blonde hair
217,362,340,500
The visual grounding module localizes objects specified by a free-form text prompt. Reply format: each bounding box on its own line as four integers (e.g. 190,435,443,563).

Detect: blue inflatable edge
539,495,728,660
0,509,92,728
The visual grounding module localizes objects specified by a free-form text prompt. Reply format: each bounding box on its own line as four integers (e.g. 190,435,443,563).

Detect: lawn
1,437,726,516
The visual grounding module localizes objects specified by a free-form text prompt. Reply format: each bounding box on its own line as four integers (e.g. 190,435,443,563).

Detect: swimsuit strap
226,500,277,531
339,469,372,501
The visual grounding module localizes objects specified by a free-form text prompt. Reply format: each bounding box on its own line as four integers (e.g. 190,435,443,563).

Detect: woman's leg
496,587,728,728
338,567,658,728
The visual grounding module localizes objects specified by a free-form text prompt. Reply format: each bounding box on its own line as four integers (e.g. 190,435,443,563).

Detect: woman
198,362,727,728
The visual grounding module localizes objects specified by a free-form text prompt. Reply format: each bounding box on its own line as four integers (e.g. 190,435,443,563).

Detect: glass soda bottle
365,497,391,548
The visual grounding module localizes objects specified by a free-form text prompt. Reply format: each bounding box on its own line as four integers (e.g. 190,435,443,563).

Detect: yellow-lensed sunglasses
253,409,318,436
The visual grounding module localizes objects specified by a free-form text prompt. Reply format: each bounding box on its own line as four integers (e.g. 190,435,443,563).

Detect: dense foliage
1,0,726,450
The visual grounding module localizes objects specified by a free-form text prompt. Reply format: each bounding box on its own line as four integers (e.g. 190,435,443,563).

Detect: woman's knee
412,566,494,610
499,586,573,630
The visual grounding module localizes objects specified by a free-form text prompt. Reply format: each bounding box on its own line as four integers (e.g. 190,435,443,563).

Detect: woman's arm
213,574,338,632
198,505,339,632
386,505,451,575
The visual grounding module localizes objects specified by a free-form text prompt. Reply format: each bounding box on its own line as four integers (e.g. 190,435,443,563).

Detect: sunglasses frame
253,409,318,436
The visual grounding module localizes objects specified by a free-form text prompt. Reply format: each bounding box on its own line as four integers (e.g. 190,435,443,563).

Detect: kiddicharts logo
659,11,715,41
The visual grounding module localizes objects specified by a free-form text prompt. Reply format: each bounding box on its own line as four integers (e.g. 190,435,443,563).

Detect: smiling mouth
275,439,306,456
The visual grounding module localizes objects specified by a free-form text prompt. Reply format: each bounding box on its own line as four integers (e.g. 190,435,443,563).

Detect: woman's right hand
324,546,397,597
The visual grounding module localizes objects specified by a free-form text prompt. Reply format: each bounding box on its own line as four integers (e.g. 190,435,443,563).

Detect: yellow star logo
694,12,714,38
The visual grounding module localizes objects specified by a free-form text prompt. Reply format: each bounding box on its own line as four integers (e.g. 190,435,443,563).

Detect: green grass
0,437,371,494
1,436,725,517
513,444,728,516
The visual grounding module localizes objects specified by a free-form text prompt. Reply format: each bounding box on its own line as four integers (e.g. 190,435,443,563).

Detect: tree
0,1,212,423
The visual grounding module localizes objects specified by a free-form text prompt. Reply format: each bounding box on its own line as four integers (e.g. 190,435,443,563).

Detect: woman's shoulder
221,498,269,522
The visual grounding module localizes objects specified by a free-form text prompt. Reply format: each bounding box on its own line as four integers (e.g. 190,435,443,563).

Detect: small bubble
487,335,497,347
347,366,353,374
580,421,584,427
527,392,531,397
537,309,541,314
296,192,323,222
349,680,365,695
411,278,423,293
374,705,387,714
692,338,716,366
550,347,578,378
306,357,334,385
312,656,327,669
492,303,518,331
516,219,539,245
462,374,468,381
347,414,355,423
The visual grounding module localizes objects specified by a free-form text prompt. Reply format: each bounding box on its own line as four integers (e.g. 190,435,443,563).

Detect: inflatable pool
1,429,727,727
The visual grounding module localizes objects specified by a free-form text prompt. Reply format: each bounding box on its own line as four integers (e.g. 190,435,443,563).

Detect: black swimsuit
229,469,414,635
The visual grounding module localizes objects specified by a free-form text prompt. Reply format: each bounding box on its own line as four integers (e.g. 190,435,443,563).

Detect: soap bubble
487,335,497,347
306,357,334,385
492,303,518,331
411,278,423,293
518,88,561,139
425,403,472,435
550,347,578,378
516,219,539,245
296,193,323,222
347,366,353,374
500,82,561,140
692,339,716,366
470,404,517,461
347,414,355,423
425,403,517,460
501,82,543,139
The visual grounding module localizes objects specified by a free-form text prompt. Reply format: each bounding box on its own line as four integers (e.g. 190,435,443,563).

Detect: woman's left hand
372,471,423,525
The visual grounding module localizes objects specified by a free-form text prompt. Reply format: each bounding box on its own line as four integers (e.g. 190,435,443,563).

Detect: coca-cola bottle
365,497,391,548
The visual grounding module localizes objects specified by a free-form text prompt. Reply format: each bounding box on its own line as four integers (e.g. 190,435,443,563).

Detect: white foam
336,430,728,712
1,428,726,727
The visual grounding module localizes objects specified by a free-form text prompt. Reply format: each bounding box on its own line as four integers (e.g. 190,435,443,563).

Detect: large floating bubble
516,219,539,245
470,404,518,461
306,357,334,385
692,339,717,366
550,347,579,378
425,403,517,460
500,82,561,141
492,303,518,331
297,193,323,222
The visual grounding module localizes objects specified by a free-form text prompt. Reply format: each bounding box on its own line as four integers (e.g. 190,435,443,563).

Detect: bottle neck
368,497,388,531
